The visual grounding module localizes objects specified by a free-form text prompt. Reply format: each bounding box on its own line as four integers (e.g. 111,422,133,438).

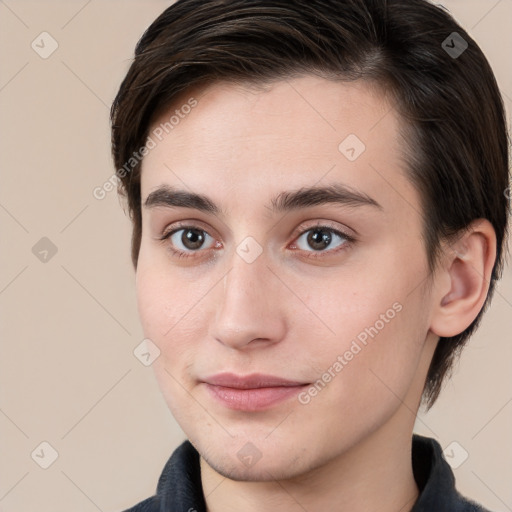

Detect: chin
194,432,317,482
203,451,305,482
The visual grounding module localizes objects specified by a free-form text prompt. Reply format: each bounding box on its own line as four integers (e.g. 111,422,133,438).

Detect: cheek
136,267,169,338
136,261,191,359
135,255,215,378
136,262,204,416
296,299,428,446
303,253,429,399
136,245,201,334
301,268,401,346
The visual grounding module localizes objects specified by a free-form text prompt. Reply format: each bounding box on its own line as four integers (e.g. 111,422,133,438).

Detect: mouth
201,373,310,411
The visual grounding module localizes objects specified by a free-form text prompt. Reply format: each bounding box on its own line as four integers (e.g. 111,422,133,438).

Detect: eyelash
159,222,355,261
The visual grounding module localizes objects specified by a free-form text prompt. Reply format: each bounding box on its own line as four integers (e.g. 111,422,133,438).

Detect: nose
209,249,287,350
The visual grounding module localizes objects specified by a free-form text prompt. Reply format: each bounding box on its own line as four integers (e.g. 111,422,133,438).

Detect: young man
110,1,509,510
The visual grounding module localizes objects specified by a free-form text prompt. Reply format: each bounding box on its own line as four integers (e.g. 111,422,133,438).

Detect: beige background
0,1,511,511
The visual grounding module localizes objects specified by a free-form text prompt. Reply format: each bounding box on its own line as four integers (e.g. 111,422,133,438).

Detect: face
136,76,438,481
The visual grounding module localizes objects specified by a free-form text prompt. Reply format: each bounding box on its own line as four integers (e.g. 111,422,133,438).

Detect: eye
162,226,219,257
159,222,353,260
292,225,353,255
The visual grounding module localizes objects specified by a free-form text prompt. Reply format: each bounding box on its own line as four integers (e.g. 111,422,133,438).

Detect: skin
136,76,496,512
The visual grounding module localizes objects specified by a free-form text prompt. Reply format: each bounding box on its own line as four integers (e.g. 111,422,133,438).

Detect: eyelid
290,220,356,243
160,220,218,240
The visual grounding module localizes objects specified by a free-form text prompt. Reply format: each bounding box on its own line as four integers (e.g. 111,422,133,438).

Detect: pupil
183,229,204,250
308,229,331,251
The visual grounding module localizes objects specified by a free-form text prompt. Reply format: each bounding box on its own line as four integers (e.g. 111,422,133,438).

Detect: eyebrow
143,183,382,215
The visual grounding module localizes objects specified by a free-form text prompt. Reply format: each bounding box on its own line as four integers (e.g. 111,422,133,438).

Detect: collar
410,435,488,511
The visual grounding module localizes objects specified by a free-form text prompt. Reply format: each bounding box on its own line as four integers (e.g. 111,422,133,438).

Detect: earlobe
430,219,496,338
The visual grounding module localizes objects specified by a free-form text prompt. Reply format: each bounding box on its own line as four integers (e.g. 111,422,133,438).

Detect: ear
430,219,497,338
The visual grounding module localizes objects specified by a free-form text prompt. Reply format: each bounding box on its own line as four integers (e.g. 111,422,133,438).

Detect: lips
201,372,310,411
203,372,307,389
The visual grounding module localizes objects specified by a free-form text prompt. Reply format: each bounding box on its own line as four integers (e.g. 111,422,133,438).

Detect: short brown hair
111,0,510,408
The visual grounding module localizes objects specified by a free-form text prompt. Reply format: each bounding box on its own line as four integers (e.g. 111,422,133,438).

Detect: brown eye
166,227,215,253
306,229,334,251
295,227,349,253
180,228,206,250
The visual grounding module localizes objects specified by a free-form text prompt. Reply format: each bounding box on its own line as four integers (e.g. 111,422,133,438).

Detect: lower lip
203,383,308,411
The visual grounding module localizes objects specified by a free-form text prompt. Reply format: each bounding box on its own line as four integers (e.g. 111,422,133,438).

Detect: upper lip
202,373,308,389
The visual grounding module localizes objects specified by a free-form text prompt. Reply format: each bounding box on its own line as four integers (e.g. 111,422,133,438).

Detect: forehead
140,75,416,217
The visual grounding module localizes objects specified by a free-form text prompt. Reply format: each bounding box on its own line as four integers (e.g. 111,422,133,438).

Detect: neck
200,408,419,512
